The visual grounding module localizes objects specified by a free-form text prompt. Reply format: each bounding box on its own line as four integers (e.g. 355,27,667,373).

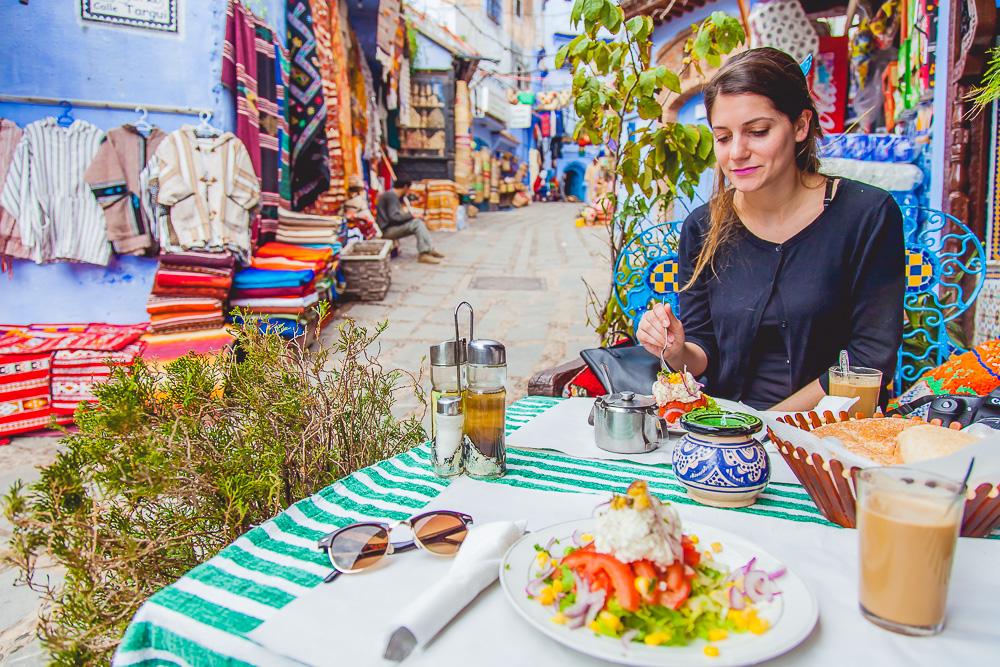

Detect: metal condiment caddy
429,302,507,480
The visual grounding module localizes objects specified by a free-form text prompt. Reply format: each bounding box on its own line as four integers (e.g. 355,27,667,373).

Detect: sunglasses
317,510,474,583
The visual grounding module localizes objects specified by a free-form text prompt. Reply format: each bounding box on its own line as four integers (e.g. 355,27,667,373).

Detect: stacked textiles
276,208,347,245
147,252,236,333
230,241,340,339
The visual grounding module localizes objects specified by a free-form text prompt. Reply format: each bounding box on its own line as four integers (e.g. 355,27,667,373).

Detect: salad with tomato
652,370,716,424
526,481,784,657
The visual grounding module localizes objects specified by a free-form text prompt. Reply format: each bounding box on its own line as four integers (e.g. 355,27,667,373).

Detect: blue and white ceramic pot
672,410,769,508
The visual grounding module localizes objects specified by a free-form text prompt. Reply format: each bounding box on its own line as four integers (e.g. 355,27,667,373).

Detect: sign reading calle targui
81,0,178,32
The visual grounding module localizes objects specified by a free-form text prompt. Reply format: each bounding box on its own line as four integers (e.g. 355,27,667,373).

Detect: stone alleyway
330,202,609,420
0,201,609,664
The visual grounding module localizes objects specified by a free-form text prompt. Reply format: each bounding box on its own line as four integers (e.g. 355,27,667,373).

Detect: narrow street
331,202,609,417
0,201,608,665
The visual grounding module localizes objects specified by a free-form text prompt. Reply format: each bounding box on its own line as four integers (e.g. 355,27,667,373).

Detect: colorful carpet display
0,324,147,436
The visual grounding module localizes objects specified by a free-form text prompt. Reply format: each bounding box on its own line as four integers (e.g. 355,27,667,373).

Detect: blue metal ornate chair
612,221,686,334
897,206,986,393
612,207,987,394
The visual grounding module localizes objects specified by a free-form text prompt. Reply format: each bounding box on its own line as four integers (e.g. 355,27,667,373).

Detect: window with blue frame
486,0,502,24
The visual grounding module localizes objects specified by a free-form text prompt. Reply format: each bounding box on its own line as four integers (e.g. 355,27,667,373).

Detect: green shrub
3,316,426,666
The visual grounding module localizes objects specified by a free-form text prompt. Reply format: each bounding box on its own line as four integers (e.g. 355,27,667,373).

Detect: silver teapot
588,391,666,454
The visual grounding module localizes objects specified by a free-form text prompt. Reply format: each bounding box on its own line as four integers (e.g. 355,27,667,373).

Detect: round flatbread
897,424,979,464
811,418,922,465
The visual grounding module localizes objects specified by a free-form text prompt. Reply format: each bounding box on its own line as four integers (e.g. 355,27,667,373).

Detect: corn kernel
644,631,670,646
711,542,723,553
704,645,720,658
708,628,728,642
627,480,648,496
550,612,568,625
634,576,651,596
538,587,555,606
634,495,650,510
588,621,601,633
551,578,563,593
727,609,748,630
550,558,560,568
703,550,713,561
749,617,770,635
689,534,699,544
536,552,549,566
581,533,593,543
598,611,623,632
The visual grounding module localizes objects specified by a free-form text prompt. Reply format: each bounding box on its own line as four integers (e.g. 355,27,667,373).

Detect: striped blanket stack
146,252,237,334
230,241,342,339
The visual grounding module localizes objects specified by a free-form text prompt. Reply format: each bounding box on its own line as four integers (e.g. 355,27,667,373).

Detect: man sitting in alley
375,179,445,264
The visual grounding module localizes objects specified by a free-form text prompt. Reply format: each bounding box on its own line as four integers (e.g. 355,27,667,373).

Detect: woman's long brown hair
684,47,823,289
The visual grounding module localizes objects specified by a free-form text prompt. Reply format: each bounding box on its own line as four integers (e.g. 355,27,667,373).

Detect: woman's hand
636,303,686,367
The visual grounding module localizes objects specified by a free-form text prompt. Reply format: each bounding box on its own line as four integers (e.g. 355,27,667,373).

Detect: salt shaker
432,396,466,477
463,339,507,479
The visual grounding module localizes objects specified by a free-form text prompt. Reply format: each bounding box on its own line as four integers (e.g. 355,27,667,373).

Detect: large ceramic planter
672,410,769,508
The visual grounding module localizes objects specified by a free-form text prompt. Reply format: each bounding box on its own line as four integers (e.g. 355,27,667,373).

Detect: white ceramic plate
499,518,817,667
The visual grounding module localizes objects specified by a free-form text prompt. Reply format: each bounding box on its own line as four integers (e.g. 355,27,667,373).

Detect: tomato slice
561,551,640,612
632,559,659,603
681,535,700,567
661,578,691,610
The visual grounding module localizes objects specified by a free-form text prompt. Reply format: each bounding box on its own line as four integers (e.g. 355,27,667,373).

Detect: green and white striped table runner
114,397,854,666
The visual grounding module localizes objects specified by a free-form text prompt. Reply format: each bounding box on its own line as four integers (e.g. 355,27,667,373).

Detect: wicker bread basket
767,411,1000,538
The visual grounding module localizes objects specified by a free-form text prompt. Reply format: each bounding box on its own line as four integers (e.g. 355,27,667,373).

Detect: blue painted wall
0,0,285,325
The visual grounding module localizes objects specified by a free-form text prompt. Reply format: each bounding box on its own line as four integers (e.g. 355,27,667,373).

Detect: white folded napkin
383,520,527,661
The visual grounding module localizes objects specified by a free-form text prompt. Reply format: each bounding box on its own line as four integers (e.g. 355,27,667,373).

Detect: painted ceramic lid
680,409,763,436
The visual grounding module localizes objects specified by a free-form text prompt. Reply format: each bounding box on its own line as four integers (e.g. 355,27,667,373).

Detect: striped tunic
155,128,260,264
0,117,110,265
0,119,29,263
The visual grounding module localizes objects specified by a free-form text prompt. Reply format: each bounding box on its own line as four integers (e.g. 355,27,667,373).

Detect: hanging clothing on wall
305,0,349,215
1,117,110,266
223,0,290,237
0,119,28,265
84,124,166,255
154,127,261,263
286,0,331,210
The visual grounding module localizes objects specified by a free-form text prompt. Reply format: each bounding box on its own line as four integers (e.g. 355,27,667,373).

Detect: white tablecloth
250,479,1000,666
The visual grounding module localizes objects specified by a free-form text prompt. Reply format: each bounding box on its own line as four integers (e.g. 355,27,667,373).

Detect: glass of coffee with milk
855,467,965,635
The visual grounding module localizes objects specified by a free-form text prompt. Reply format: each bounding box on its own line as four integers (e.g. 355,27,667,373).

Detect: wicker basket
340,240,392,301
768,411,1000,538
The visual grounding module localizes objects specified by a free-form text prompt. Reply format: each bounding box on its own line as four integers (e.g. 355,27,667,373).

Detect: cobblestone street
330,202,608,420
0,201,608,664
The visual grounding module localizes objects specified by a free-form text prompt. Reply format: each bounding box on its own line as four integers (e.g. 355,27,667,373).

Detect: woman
636,48,904,411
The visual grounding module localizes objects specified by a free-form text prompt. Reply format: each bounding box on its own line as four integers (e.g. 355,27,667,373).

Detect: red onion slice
680,370,700,396
620,629,639,647
741,557,757,575
769,567,787,580
525,578,547,598
585,589,607,625
728,585,746,610
544,537,559,553
566,613,587,629
743,570,772,604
